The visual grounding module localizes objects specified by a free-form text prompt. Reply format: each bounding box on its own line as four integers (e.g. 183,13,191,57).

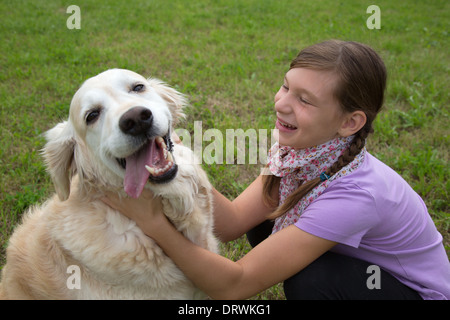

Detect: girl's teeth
281,120,295,129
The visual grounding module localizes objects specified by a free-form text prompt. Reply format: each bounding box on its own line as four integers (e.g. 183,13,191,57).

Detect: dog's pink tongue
123,140,156,198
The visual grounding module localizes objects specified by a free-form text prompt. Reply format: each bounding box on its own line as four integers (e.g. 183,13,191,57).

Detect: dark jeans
246,220,422,300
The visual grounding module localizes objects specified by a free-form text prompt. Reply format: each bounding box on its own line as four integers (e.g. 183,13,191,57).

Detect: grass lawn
0,0,448,299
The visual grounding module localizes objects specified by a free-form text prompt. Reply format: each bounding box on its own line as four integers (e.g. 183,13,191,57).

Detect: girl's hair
263,40,387,219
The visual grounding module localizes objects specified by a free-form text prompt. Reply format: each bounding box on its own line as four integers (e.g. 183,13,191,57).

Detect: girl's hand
101,189,166,236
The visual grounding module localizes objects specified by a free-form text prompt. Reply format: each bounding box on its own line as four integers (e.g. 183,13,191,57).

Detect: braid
266,130,369,220
325,130,367,178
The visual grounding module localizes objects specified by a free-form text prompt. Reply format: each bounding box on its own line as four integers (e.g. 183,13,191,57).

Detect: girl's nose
274,90,291,114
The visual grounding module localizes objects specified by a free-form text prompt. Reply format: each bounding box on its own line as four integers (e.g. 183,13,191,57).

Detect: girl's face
274,68,349,149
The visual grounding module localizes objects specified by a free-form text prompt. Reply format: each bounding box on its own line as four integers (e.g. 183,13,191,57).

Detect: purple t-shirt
295,152,450,300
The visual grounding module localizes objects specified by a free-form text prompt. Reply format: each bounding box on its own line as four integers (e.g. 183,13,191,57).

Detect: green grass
0,0,448,299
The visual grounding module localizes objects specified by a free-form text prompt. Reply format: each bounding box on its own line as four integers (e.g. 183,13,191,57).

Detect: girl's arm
153,216,335,299
212,175,279,242
103,192,335,299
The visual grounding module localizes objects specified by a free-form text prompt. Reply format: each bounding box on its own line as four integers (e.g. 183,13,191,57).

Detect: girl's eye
132,84,145,92
85,109,101,125
300,97,311,105
281,84,289,90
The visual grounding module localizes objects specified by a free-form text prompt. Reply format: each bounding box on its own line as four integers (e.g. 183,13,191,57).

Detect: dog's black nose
119,107,153,136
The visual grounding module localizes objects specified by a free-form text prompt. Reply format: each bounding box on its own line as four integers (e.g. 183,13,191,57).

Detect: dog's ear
42,121,76,201
148,78,187,126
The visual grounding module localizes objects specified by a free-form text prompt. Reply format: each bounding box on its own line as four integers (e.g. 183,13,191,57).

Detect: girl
103,40,449,300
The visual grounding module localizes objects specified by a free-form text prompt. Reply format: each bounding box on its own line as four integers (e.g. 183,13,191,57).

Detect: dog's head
43,69,186,200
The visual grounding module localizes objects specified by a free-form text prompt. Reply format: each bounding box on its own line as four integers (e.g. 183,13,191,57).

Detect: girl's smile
276,118,297,131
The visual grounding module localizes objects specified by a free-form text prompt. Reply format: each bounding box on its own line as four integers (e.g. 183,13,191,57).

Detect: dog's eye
85,109,101,125
132,84,145,92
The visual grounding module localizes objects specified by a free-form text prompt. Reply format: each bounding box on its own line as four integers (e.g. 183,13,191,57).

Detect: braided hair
263,40,387,219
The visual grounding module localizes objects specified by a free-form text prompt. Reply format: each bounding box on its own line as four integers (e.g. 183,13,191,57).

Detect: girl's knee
284,251,343,299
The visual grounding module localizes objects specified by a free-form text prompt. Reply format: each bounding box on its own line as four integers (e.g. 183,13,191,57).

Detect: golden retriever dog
0,69,218,299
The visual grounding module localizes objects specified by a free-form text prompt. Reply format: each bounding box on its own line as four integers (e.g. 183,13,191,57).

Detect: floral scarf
267,136,366,234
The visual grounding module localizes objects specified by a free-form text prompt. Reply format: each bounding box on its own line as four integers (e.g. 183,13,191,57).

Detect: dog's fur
0,69,218,299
